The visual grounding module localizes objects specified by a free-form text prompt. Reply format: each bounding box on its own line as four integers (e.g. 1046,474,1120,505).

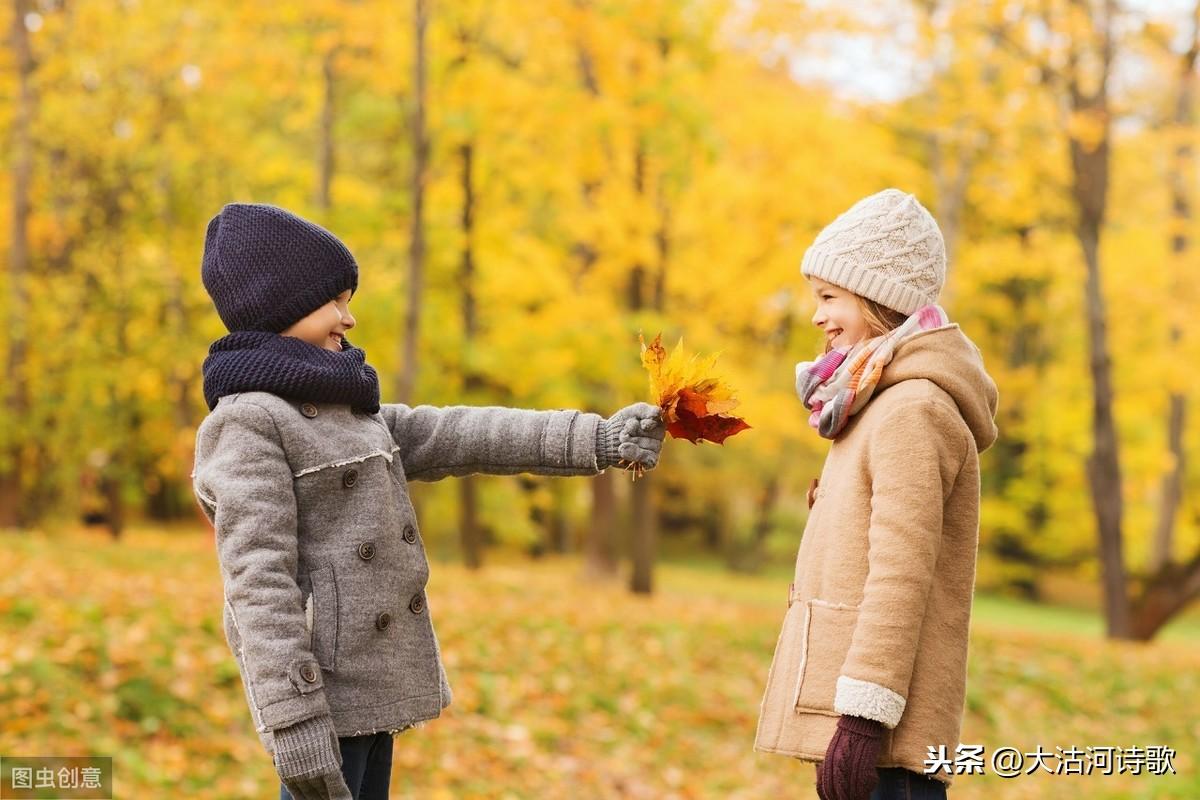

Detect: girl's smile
809,277,868,350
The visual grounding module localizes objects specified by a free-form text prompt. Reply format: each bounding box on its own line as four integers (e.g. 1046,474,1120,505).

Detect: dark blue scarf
202,331,381,413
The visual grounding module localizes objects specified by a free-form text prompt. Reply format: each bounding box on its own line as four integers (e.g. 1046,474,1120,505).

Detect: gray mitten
273,714,352,800
597,402,665,470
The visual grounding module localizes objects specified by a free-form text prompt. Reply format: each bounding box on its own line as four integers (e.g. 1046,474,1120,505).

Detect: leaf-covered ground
1,526,1195,798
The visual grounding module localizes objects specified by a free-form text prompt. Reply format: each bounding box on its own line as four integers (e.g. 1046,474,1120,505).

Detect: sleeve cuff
257,660,330,729
834,675,906,729
836,714,885,737
542,411,602,473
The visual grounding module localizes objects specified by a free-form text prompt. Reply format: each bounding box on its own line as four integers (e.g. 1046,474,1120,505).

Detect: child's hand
816,714,884,800
597,403,665,471
273,715,353,800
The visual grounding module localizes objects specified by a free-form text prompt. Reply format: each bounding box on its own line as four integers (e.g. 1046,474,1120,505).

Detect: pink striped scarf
795,304,950,439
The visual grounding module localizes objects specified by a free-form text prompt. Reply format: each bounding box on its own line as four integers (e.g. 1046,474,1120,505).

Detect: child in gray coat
190,203,663,800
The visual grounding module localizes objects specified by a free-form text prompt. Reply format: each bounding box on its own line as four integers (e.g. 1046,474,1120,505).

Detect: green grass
971,592,1200,643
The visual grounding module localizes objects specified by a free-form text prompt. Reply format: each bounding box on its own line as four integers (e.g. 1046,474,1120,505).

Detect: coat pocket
793,599,859,714
308,565,339,672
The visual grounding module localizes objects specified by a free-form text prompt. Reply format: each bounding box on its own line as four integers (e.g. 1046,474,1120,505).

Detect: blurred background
1,0,1198,797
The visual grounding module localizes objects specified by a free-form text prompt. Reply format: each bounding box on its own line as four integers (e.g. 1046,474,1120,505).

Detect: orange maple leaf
639,333,751,446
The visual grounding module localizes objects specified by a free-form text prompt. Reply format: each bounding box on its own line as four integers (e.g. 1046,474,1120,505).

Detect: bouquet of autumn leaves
622,333,751,478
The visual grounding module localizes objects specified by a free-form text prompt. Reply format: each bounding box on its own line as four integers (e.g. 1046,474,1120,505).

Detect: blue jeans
868,766,949,799
280,732,393,800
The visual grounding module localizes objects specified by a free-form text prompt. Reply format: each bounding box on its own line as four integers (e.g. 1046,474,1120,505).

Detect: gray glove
273,714,352,800
597,403,665,470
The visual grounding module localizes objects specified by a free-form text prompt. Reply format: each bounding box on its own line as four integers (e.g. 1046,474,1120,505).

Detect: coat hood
877,324,999,453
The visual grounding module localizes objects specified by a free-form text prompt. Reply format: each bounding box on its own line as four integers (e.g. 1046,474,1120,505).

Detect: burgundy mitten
816,714,884,800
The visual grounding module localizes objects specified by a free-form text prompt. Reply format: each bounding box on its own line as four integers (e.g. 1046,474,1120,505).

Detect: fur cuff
834,675,906,729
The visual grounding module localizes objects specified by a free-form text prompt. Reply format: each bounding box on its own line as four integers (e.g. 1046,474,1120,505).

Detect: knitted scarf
202,331,381,414
795,304,950,439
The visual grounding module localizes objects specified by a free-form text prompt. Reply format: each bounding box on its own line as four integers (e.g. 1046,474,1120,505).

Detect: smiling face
281,288,356,351
809,277,870,351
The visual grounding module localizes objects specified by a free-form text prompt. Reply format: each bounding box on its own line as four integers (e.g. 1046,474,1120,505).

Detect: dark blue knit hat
201,203,359,333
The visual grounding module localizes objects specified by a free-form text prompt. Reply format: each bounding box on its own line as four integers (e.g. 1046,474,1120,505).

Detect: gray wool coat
190,390,604,754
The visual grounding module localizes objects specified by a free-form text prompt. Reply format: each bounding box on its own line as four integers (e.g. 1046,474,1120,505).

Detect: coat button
299,663,318,683
358,541,376,560
375,612,391,630
807,478,819,510
403,525,417,544
300,403,318,418
342,468,359,488
409,593,425,614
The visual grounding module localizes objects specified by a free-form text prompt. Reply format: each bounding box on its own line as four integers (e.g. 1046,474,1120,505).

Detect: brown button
299,663,318,683
342,468,359,488
375,612,391,630
409,594,425,614
807,478,819,510
358,541,376,560
403,525,417,544
300,403,318,418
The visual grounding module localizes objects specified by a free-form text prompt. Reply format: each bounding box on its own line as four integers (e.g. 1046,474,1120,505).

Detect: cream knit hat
801,188,946,315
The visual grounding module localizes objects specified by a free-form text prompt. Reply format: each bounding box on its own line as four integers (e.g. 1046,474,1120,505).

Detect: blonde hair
821,293,910,354
857,295,909,338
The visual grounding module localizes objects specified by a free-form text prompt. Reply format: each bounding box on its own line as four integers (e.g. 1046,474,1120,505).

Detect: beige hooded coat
754,324,999,787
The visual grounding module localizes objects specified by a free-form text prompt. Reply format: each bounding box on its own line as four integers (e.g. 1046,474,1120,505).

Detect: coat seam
406,460,578,480
193,482,216,509
310,565,339,671
791,602,813,710
563,411,577,467
293,448,396,478
792,599,861,711
225,595,269,734
538,415,549,465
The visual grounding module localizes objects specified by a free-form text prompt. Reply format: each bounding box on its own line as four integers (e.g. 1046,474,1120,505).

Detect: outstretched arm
380,402,663,481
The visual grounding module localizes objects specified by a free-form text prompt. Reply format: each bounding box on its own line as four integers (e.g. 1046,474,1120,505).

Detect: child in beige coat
754,189,999,800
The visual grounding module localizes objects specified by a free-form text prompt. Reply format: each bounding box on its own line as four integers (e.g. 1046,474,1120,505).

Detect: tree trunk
586,470,619,578
1130,553,1200,640
458,478,483,570
156,159,198,522
547,481,569,554
101,470,124,540
1077,178,1129,638
626,128,658,595
1065,1,1130,638
1,0,34,529
397,0,428,404
629,477,654,594
574,31,620,577
653,177,670,312
315,48,337,212
457,139,484,569
702,498,727,551
927,129,972,282
104,229,134,540
1128,2,1200,639
626,146,648,310
1152,396,1187,573
1150,4,1197,573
